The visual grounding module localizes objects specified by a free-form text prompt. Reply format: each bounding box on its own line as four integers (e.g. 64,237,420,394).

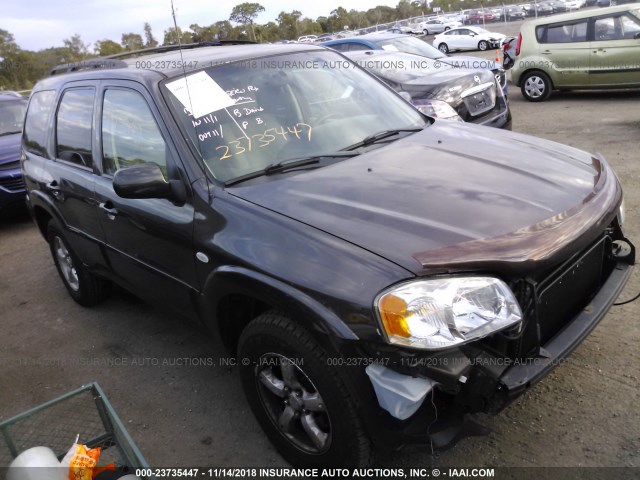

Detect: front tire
520,70,552,102
47,221,110,306
423,29,429,35
438,43,449,53
478,40,489,51
238,311,372,467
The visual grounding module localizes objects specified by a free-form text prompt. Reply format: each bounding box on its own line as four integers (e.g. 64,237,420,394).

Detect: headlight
618,198,625,227
413,99,463,121
376,277,523,350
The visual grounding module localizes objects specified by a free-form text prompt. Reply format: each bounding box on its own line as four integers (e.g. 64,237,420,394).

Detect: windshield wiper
225,152,359,186
344,128,423,151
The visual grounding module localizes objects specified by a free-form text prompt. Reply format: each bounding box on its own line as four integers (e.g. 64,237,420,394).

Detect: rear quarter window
23,90,56,157
536,20,588,43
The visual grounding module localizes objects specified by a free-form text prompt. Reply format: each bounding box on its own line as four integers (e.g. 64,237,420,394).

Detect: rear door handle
99,202,118,219
541,50,552,54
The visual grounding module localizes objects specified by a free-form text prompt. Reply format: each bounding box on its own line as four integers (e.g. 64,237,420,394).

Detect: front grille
0,160,20,171
487,234,614,359
0,176,25,191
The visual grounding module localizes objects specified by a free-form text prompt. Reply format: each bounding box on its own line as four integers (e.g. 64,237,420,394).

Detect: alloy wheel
255,353,332,454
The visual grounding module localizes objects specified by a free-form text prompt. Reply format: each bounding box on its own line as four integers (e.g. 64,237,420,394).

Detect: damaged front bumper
355,236,635,449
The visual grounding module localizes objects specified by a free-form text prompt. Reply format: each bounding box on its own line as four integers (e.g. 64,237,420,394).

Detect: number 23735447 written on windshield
215,123,312,161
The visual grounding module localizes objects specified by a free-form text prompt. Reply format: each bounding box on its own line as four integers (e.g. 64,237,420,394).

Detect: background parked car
345,50,511,128
433,26,506,52
0,92,28,216
522,2,555,15
321,33,507,92
467,9,497,24
419,17,462,35
544,0,570,13
502,6,527,20
511,3,640,101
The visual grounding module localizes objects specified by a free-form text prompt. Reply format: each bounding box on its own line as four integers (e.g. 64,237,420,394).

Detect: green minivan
511,3,640,101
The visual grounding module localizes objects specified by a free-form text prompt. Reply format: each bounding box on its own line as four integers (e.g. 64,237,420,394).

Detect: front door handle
46,181,63,200
99,202,118,220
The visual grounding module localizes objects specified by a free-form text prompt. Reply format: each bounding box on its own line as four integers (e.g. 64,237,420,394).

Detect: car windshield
0,100,27,136
163,50,427,183
630,7,640,20
374,36,446,59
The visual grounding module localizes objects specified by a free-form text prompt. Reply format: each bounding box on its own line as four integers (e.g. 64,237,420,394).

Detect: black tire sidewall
238,318,369,467
521,71,552,102
46,221,106,306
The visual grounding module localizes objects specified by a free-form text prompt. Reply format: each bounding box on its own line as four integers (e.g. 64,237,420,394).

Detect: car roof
525,2,639,25
34,43,324,92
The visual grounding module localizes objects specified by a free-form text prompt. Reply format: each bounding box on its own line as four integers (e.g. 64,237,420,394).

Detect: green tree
95,39,124,56
62,34,90,62
229,2,265,41
276,10,302,40
162,27,192,45
121,33,144,51
143,22,158,48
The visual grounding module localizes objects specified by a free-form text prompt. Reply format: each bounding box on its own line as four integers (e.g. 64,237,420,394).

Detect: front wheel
423,29,429,35
438,43,449,53
521,70,552,102
238,311,372,467
478,40,489,51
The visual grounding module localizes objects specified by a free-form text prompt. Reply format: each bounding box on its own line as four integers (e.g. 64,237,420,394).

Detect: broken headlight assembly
376,277,523,350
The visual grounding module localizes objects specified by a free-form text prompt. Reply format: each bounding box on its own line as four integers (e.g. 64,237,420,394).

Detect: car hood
228,121,620,277
0,133,21,166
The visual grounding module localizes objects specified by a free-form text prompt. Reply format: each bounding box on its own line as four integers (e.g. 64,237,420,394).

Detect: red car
467,9,497,24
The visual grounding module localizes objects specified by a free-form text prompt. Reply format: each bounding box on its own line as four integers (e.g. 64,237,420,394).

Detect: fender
198,264,359,354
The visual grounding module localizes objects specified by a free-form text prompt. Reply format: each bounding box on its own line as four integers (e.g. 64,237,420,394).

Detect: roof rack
49,58,129,76
48,40,257,76
105,40,256,59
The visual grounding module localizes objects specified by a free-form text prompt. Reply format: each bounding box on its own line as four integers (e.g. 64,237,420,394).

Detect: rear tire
520,70,553,102
47,221,110,306
238,311,372,467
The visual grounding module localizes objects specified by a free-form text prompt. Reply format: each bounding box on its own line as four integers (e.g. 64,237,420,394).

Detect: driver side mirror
113,162,172,199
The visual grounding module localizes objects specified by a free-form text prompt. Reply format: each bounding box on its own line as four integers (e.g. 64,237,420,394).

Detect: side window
56,88,95,168
23,90,56,157
594,17,620,41
328,43,349,52
101,88,167,177
539,20,588,43
347,43,369,51
621,14,640,38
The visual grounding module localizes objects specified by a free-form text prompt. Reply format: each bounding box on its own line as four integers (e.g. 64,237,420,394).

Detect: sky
3,0,403,52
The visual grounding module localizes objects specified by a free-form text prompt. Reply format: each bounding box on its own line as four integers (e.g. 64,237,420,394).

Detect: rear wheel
521,70,553,102
478,40,489,51
47,221,110,306
438,43,449,53
238,311,372,467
